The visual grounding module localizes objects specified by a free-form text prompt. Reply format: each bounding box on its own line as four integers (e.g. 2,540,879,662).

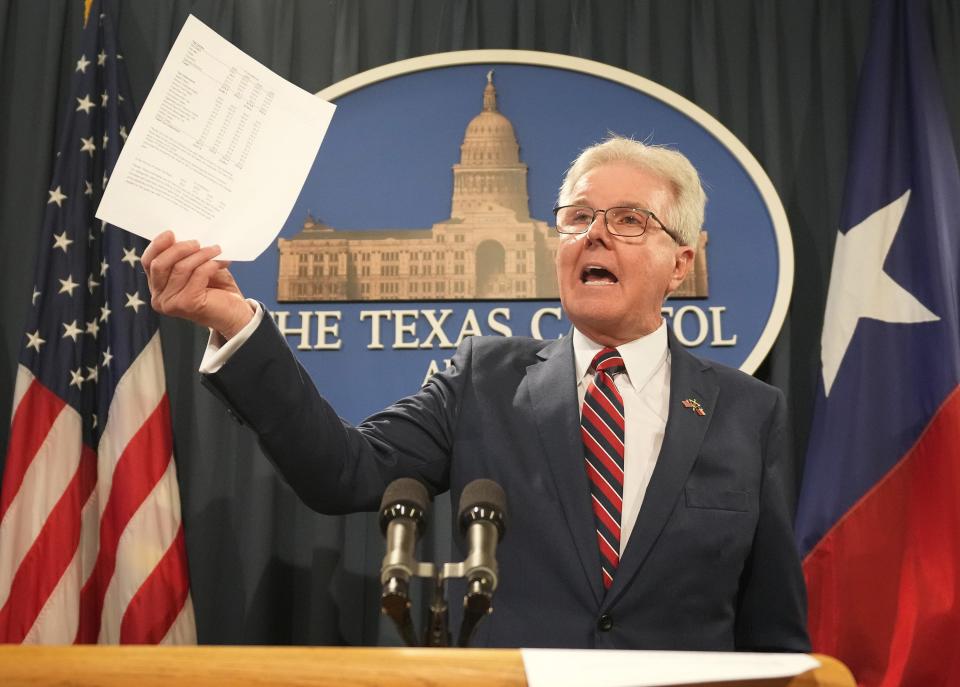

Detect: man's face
555,162,695,346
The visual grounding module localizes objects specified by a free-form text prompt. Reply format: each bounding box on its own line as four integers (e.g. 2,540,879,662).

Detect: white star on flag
821,189,940,396
25,331,45,353
85,319,100,337
85,180,94,196
62,320,82,342
80,136,96,157
69,367,85,388
124,291,145,312
87,274,100,293
99,303,111,323
121,247,140,267
75,54,91,73
52,231,74,253
100,259,109,277
58,275,79,296
47,186,67,207
86,366,99,383
101,347,113,367
100,91,109,107
76,94,95,114
31,288,41,305
97,49,107,66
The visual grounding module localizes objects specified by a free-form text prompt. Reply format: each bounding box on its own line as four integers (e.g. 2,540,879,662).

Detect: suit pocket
685,486,750,512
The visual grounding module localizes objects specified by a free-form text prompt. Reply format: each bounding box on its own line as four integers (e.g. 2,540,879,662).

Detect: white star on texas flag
821,189,940,396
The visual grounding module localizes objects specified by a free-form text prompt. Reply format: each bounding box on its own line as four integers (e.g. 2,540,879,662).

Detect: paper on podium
96,14,335,261
520,649,819,687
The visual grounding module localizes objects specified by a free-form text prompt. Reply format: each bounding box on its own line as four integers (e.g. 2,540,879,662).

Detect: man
142,137,810,651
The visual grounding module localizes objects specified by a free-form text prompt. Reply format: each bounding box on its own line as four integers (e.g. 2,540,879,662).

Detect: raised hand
141,230,255,339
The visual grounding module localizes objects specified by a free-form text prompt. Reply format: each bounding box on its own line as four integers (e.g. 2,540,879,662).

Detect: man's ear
667,245,696,293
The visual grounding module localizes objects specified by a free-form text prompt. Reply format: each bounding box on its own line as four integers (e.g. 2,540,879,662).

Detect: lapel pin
682,398,706,416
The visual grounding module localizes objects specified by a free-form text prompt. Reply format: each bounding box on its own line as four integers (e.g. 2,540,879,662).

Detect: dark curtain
1,0,958,645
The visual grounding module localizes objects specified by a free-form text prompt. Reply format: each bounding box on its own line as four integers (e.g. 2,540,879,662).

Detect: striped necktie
581,347,627,590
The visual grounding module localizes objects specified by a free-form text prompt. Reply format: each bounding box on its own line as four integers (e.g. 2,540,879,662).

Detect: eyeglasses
552,205,682,244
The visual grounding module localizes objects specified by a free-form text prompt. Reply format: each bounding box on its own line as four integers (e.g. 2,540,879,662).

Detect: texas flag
795,0,960,684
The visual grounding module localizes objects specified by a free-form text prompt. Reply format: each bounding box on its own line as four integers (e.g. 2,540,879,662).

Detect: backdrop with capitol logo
230,51,794,424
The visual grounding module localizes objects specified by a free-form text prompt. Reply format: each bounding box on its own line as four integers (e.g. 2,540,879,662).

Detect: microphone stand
423,572,450,647
385,556,492,647
456,578,492,647
379,478,506,648
380,577,419,648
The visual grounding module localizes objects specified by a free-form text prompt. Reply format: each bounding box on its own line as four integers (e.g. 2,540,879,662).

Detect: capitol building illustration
277,72,708,302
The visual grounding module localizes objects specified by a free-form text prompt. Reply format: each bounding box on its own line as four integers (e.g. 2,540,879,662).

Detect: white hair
556,136,707,246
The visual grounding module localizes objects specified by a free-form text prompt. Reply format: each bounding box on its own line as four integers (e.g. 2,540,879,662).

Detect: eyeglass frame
552,205,684,244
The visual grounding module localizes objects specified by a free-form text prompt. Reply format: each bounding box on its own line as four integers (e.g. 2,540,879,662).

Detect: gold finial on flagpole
83,0,93,27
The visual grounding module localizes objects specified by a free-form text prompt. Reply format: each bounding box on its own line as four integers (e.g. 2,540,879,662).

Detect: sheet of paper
96,14,335,261
521,649,820,687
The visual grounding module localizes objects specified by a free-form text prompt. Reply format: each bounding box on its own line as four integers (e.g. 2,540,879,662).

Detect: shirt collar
573,321,669,392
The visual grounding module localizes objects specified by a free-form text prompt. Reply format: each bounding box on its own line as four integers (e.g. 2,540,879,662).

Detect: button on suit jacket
203,313,810,651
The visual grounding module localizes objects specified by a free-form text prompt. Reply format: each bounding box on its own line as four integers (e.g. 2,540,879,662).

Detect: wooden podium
0,646,855,686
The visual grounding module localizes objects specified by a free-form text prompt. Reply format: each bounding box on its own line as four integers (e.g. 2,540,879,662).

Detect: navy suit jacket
204,313,810,651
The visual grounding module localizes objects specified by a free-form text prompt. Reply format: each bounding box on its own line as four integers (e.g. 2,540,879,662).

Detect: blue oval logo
231,51,792,423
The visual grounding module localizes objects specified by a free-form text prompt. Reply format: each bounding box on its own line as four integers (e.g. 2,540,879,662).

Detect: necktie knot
591,347,626,378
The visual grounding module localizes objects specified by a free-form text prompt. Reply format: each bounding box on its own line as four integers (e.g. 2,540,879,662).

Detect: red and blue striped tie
582,348,627,590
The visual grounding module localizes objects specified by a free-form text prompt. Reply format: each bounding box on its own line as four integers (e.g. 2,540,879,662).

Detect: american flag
0,0,196,643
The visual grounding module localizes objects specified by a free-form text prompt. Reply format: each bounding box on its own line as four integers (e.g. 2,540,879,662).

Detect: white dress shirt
201,305,672,557
572,324,671,555
199,299,264,374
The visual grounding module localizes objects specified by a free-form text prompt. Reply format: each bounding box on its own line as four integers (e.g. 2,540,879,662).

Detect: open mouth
580,266,619,285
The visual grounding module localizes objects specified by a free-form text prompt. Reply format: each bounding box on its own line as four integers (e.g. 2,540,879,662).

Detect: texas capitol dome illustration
277,72,709,303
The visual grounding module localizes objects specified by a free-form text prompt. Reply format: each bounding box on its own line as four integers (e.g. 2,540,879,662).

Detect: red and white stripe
0,332,195,644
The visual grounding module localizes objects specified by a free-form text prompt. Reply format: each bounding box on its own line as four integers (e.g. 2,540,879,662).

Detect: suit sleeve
201,311,471,514
734,388,812,652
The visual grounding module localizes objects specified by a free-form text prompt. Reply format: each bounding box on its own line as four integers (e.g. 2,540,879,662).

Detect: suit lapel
606,333,718,605
526,335,603,605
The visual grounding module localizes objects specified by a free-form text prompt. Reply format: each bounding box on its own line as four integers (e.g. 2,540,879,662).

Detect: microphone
379,478,430,647
456,478,507,647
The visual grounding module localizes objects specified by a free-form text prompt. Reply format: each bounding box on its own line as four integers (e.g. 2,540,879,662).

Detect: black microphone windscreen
458,479,507,519
380,477,430,513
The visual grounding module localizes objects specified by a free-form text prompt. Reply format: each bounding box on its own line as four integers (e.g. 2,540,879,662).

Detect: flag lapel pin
682,398,706,416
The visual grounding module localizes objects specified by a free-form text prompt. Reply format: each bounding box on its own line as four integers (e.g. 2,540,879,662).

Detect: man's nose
585,210,611,243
